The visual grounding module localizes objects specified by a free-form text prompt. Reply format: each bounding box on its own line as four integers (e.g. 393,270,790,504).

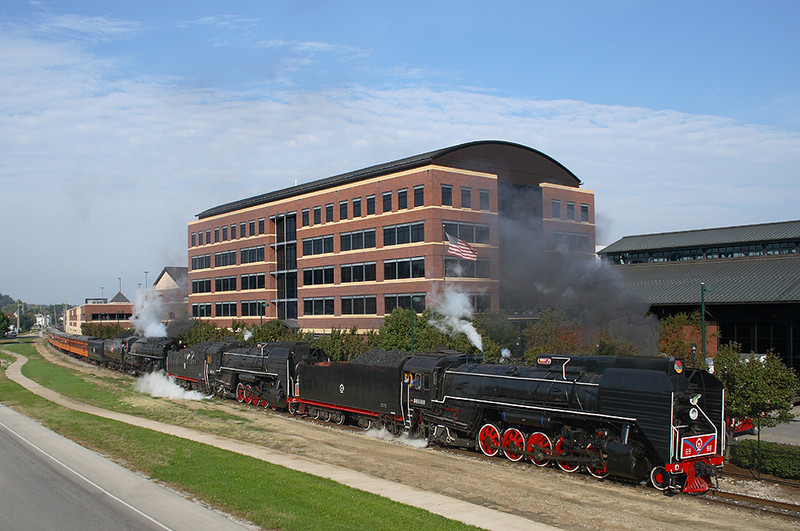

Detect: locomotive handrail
444,370,600,387
435,394,638,422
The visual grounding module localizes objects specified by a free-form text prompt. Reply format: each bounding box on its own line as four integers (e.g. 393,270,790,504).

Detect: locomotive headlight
689,408,699,421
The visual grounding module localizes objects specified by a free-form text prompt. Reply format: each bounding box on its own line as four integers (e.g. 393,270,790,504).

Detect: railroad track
707,489,800,520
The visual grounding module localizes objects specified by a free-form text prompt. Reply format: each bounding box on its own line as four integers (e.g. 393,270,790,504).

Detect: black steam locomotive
47,329,724,494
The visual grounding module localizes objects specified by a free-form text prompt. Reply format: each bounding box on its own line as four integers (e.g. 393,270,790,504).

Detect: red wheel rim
554,437,580,473
244,385,253,404
236,383,245,403
477,423,501,457
502,428,525,462
585,443,608,478
526,432,552,467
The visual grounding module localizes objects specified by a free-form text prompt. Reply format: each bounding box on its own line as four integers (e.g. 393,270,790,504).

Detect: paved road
0,404,254,531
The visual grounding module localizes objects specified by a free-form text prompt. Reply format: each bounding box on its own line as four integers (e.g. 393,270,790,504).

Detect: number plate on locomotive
680,433,717,458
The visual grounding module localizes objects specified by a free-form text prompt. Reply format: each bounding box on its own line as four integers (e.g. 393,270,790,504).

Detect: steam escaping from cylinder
428,284,483,354
243,329,253,341
133,371,210,400
131,287,167,338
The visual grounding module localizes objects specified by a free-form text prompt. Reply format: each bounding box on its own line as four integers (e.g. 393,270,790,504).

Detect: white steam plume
364,426,429,448
133,371,210,400
428,284,483,353
131,287,167,337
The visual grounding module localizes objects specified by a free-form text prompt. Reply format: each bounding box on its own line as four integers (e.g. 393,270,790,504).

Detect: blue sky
1,1,799,305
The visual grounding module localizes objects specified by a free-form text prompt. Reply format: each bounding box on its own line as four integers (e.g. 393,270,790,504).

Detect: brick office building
187,140,594,331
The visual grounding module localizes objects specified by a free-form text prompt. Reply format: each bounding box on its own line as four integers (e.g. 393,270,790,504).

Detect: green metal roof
613,254,800,305
600,220,800,254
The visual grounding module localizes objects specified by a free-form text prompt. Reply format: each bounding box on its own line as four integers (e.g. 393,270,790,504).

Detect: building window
480,189,490,210
325,203,334,222
441,185,453,206
384,257,425,280
214,228,220,242
191,233,196,247
442,221,490,243
366,195,376,215
566,202,575,220
258,218,265,234
551,200,561,219
314,206,321,224
303,297,335,316
240,222,246,237
341,295,377,315
383,222,424,246
469,293,491,312
341,262,376,283
241,301,266,317
445,257,490,278
461,187,472,208
215,302,237,317
198,232,204,246
581,203,589,222
249,220,256,236
241,273,265,290
398,188,408,209
192,303,212,317
382,191,392,213
302,235,334,256
413,185,424,207
191,279,211,293
385,293,426,314
553,231,590,251
340,229,376,251
302,266,334,286
214,250,236,267
215,276,237,292
205,229,211,243
340,201,348,220
302,209,309,226
352,198,361,217
240,246,265,263
191,254,211,270
230,224,236,239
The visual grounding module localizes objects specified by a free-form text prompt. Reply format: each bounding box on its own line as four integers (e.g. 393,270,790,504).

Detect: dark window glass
567,202,575,220
384,227,396,246
398,189,407,209
341,233,352,251
352,198,361,217
258,218,265,234
461,187,471,208
231,224,236,239
249,221,255,236
364,230,376,248
441,185,452,206
552,200,560,219
314,207,321,224
410,222,424,242
325,204,333,222
302,209,309,226
382,192,392,213
323,236,333,253
414,186,424,207
340,201,347,220
581,204,589,222
480,189,490,210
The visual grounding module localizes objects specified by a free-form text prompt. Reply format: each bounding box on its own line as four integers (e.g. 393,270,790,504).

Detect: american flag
445,232,478,261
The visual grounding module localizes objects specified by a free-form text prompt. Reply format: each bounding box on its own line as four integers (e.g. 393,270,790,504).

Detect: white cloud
1,21,798,304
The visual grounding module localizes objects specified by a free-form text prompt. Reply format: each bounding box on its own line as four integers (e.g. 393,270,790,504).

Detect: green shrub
730,439,800,479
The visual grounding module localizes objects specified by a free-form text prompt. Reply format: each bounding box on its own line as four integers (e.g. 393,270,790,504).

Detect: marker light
689,408,699,421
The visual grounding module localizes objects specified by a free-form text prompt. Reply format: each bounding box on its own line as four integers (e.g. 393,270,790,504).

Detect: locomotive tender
47,328,724,493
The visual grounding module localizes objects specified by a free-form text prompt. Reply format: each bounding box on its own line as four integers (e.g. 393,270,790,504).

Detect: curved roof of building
615,254,800,305
600,219,800,254
197,140,580,219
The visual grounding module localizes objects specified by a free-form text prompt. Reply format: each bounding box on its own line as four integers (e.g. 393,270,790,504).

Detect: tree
714,342,798,430
311,327,378,361
658,311,711,368
0,312,10,335
522,310,583,361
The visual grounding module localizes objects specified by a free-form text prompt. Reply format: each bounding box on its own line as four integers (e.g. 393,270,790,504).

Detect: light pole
409,295,423,354
700,282,715,362
144,271,149,288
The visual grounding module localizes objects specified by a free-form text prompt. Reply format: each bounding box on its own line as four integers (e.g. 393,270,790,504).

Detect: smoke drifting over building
498,214,658,355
